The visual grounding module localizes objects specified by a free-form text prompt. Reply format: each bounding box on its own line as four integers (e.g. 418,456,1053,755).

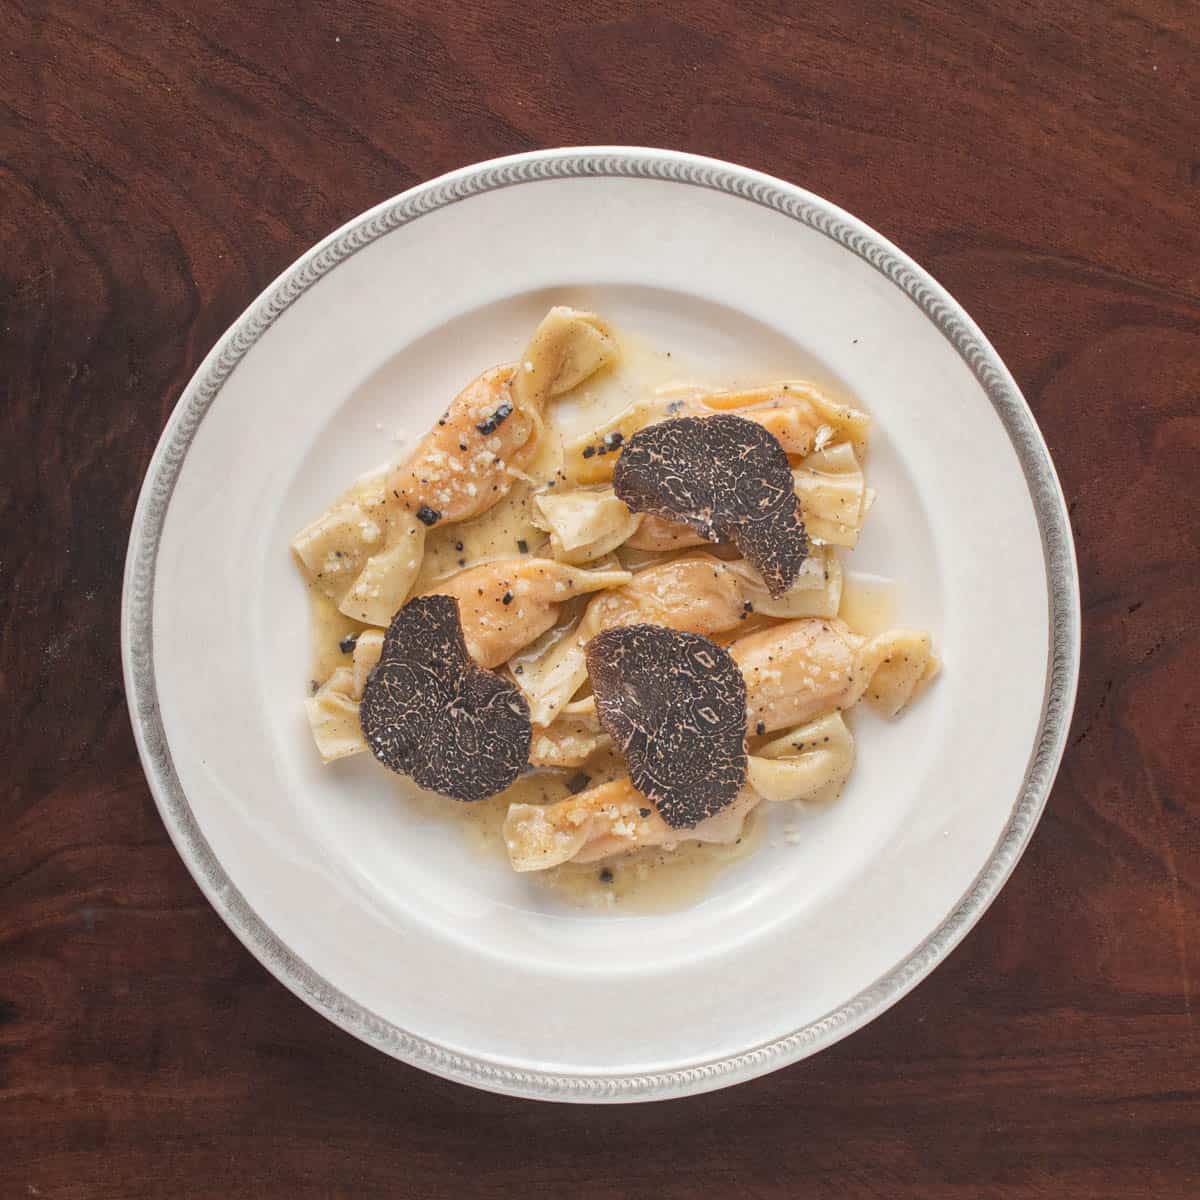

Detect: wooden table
4,2,1197,1195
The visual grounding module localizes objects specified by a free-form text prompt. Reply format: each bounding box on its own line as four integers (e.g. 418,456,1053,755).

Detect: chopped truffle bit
582,445,596,459
359,595,531,801
309,679,320,695
756,721,766,736
639,807,651,818
517,539,529,554
566,771,591,794
603,431,624,451
598,867,614,884
454,540,464,552
475,402,513,436
502,591,514,605
338,633,359,655
586,624,747,828
612,414,808,597
416,504,441,527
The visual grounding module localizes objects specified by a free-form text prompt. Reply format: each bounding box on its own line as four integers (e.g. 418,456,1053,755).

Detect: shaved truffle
612,414,808,596
586,624,747,828
360,595,531,801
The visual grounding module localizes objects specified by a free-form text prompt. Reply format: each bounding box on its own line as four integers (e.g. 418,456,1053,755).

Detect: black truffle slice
360,595,531,801
612,414,808,596
586,624,747,829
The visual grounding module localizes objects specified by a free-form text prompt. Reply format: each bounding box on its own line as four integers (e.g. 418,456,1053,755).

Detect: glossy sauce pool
838,572,898,637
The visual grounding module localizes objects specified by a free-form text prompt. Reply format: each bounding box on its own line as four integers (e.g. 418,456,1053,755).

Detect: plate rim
121,145,1081,1102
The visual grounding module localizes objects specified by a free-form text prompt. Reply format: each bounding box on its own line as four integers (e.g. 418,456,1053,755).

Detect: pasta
533,487,642,564
503,780,761,872
293,307,939,904
305,668,366,763
511,553,765,725
421,558,630,668
564,381,869,486
792,442,872,548
292,307,615,626
746,711,855,804
528,700,611,769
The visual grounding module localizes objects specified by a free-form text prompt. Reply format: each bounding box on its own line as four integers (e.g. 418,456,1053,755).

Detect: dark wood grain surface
3,1,1198,1195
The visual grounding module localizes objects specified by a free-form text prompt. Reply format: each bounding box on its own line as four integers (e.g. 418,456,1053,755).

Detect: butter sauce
838,571,898,636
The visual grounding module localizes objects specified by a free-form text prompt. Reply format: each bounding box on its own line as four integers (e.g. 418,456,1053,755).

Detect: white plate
122,147,1080,1101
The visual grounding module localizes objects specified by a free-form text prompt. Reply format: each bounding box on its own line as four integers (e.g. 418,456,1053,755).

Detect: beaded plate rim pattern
121,146,1081,1102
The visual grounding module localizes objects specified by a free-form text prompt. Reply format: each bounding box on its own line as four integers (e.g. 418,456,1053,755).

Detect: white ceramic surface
122,148,1080,1101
